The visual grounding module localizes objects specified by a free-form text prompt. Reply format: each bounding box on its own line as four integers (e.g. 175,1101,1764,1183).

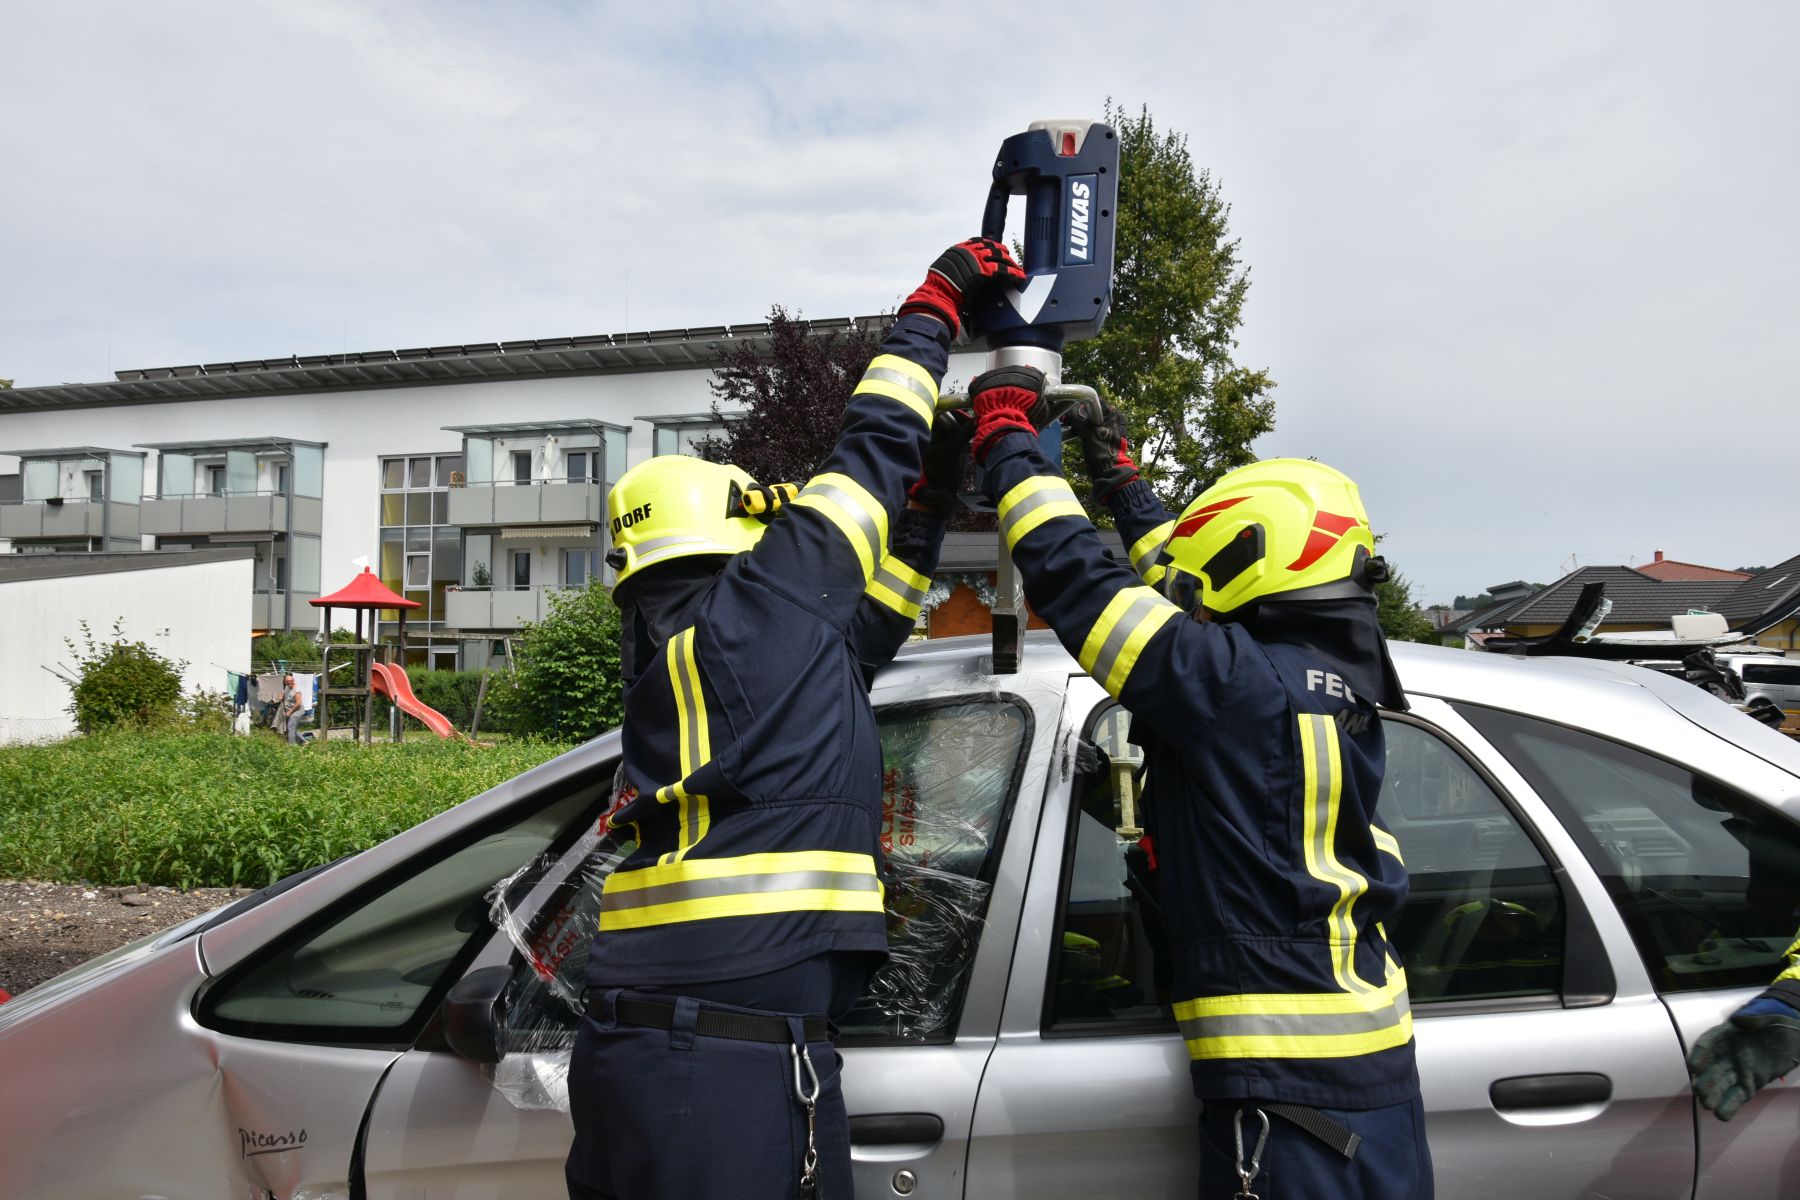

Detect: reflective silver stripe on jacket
873,561,929,610
799,479,883,565
1089,589,1167,692
1176,989,1411,1043
601,869,883,911
860,365,936,409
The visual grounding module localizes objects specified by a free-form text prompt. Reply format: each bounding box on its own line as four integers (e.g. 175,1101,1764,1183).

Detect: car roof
890,632,1800,781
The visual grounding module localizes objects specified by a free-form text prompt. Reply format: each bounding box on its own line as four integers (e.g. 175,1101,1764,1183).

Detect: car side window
1048,705,1566,1032
1458,704,1800,992
499,699,1031,1048
1377,718,1564,1004
1049,704,1169,1029
200,786,597,1044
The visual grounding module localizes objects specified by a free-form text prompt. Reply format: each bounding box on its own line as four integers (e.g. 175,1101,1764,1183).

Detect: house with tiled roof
1454,554,1800,657
1635,550,1753,582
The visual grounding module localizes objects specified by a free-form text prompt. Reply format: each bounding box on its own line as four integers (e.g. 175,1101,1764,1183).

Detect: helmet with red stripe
1155,458,1387,617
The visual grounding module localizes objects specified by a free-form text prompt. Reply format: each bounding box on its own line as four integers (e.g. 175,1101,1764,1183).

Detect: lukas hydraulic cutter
945,118,1120,672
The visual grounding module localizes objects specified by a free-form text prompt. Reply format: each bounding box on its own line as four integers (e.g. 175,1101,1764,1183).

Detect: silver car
4,636,1799,1199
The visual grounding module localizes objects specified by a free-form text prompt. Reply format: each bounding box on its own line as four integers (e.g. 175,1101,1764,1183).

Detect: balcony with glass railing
0,447,144,549
442,421,626,529
136,439,325,538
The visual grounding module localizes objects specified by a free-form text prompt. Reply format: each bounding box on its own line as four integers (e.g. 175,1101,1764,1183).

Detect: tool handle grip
937,383,1095,425
981,181,1011,242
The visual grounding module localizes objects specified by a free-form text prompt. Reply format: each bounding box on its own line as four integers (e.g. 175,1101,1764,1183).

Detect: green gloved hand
1688,998,1800,1120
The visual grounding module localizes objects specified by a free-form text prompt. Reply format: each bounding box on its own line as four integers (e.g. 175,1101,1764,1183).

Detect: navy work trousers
566,954,872,1200
1197,1096,1434,1200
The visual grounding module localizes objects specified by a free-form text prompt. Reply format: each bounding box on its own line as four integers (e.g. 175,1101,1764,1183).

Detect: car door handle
1489,1073,1613,1109
850,1114,945,1146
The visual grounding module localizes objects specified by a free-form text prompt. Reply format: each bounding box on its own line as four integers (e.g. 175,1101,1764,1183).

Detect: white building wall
0,557,253,743
0,348,987,635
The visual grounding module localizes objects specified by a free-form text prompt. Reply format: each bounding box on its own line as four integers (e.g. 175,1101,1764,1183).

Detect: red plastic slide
370,662,458,739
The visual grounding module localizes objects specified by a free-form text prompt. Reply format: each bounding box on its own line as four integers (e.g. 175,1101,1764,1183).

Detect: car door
1453,701,1800,1200
965,680,1695,1200
358,689,1057,1199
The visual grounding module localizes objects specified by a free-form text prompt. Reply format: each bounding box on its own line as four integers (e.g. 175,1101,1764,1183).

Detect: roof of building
1634,555,1751,581
0,546,255,584
1716,552,1800,628
0,446,145,460
134,437,326,453
0,315,896,414
1454,564,1741,634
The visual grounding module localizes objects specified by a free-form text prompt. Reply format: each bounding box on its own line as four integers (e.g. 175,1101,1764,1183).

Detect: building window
564,548,603,587
567,451,592,483
206,465,226,495
512,451,533,485
512,551,532,588
275,463,290,495
375,453,466,663
85,471,104,501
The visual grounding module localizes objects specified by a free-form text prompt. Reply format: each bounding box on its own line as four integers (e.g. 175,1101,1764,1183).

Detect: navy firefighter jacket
586,315,949,989
983,431,1418,1110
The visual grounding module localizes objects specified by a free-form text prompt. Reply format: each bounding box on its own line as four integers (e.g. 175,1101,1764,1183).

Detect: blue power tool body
961,119,1120,671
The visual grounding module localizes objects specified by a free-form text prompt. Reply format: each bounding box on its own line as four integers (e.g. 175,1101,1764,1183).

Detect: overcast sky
3,2,1794,605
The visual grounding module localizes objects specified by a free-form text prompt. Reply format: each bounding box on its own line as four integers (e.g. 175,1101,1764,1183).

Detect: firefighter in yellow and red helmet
568,239,1022,1200
969,374,1431,1200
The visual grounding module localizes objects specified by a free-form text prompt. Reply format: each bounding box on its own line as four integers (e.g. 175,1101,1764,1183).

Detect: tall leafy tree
1376,569,1440,644
1064,102,1276,511
702,306,881,485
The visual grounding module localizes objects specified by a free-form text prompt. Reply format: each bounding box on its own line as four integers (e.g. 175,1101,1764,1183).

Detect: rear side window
201,788,596,1044
1459,705,1800,992
1742,663,1800,686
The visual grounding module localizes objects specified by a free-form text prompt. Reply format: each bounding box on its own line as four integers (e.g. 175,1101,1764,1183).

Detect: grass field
0,730,572,889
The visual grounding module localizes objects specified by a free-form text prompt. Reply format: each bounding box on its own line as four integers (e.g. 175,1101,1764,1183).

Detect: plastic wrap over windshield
488,698,1032,1113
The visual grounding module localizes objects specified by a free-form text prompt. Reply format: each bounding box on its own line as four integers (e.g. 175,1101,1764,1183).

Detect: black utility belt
586,992,831,1045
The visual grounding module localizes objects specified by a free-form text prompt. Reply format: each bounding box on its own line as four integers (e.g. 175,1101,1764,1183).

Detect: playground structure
310,568,458,743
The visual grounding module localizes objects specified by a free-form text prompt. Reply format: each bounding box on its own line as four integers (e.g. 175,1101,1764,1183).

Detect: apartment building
1,317,953,668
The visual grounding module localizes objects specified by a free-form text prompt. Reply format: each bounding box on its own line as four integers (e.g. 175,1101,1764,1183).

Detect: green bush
65,621,185,733
0,730,571,888
486,582,624,742
250,629,322,671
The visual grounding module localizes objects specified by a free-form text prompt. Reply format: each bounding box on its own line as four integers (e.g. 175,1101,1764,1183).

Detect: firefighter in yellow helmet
567,238,1022,1200
968,375,1432,1200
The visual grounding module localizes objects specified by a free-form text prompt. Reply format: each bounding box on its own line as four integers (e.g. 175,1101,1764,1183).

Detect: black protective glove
1064,395,1141,501
969,365,1056,464
907,409,975,516
1688,998,1800,1120
899,237,1026,338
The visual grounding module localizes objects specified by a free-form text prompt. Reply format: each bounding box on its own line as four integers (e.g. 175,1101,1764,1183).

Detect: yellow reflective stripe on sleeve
598,850,885,931
654,629,712,864
1778,933,1800,984
854,354,937,428
1129,519,1176,579
1174,968,1413,1060
792,471,887,582
1300,713,1377,994
866,555,931,620
997,475,1087,548
1077,585,1182,697
1372,826,1404,864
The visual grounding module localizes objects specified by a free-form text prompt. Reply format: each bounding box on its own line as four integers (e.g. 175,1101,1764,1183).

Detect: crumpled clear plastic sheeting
842,698,1026,1040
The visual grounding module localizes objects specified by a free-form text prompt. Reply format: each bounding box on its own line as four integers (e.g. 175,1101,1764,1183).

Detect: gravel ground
0,880,244,997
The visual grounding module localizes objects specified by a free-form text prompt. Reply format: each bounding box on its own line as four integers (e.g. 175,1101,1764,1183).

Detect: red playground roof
311,567,421,610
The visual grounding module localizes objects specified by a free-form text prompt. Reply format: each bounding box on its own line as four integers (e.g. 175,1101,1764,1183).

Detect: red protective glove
970,365,1048,464
900,237,1026,338
1064,396,1141,500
